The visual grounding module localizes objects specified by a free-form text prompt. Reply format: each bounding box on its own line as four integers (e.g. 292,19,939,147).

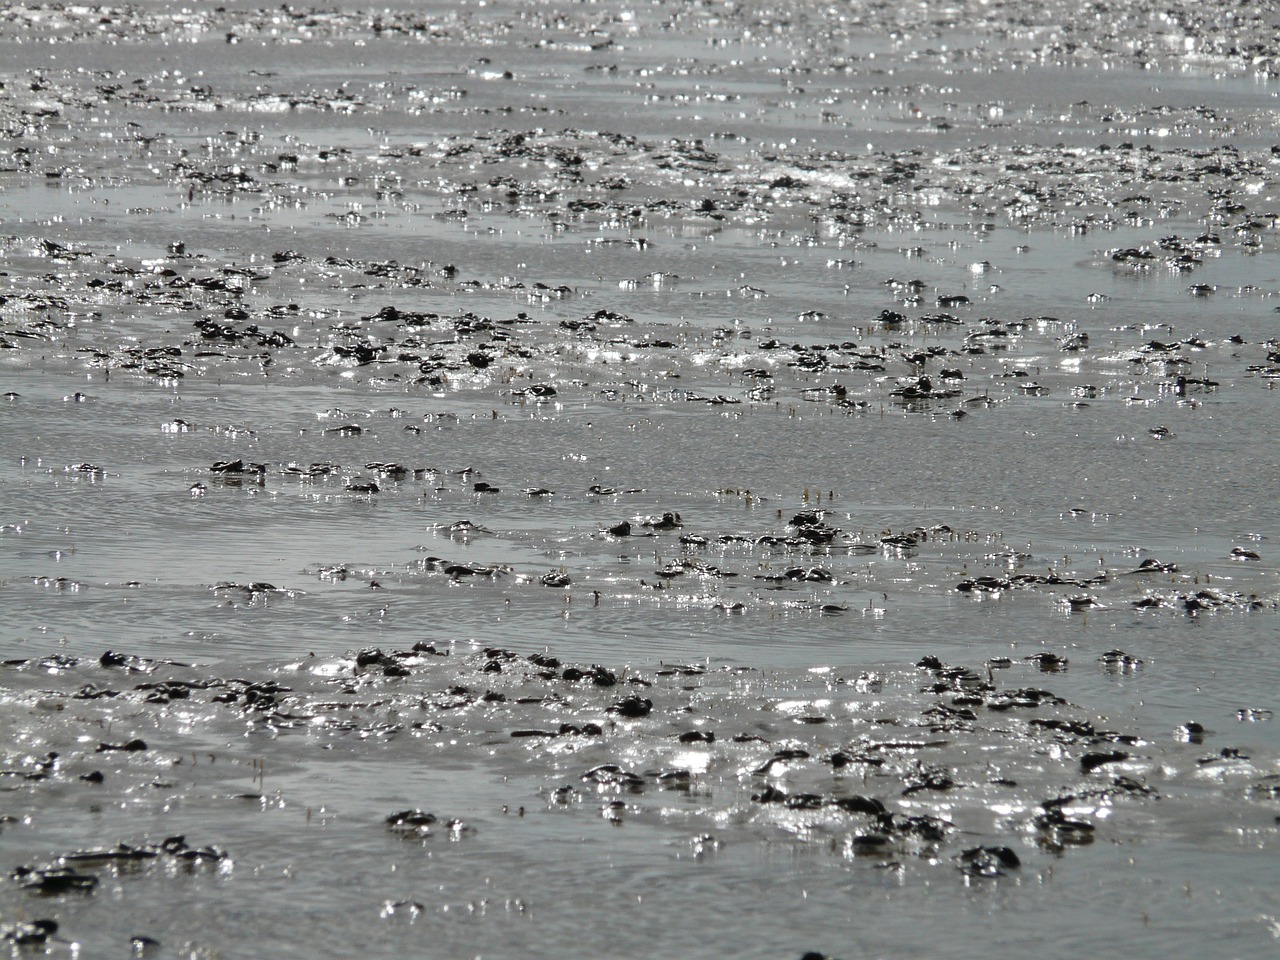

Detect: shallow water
2,2,1279,958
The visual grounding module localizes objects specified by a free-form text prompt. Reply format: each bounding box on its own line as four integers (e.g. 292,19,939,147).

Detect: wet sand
2,2,1279,957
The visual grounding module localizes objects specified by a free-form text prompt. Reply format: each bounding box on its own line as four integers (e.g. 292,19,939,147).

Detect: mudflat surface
2,2,1279,958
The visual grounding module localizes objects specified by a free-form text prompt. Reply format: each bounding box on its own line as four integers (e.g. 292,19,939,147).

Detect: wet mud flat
3,641,1280,960
3,0,1280,957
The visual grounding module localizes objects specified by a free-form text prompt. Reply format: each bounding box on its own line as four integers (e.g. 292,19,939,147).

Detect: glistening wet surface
2,1,1279,958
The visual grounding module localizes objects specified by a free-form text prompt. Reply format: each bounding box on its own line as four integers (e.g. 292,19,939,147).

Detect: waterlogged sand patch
3,1,1280,957
1,642,1278,954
